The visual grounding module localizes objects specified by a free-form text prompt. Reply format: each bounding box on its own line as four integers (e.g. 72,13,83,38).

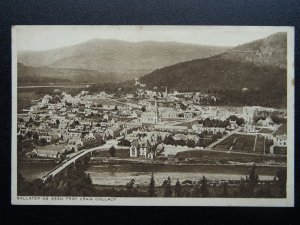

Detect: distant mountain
18,39,229,81
139,32,287,107
17,63,119,85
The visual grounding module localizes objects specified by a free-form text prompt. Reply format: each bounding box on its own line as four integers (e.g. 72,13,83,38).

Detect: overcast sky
14,25,284,51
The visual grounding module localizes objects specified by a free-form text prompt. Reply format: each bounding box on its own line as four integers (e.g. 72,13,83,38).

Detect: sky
13,25,285,51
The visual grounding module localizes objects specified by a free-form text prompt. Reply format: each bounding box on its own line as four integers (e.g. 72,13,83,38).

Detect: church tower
154,98,161,123
165,86,168,97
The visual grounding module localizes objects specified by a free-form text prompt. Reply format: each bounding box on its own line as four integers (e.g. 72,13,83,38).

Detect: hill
18,39,229,81
219,32,287,68
139,32,287,107
17,63,120,85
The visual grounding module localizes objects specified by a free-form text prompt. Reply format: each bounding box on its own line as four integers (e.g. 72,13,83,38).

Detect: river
18,162,278,186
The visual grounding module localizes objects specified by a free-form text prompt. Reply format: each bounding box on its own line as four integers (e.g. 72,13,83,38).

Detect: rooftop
272,123,287,136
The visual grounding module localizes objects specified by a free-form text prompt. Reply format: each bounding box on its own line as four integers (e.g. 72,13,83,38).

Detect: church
139,98,162,124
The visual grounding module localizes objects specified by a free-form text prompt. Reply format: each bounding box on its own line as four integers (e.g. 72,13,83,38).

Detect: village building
29,144,67,159
256,117,275,127
270,123,287,155
129,139,156,159
192,123,225,134
140,99,162,124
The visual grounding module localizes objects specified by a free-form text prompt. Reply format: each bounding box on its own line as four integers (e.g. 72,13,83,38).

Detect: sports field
212,133,270,154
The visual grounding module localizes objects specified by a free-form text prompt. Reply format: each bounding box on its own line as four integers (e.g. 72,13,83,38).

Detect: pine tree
109,145,116,157
148,173,156,197
239,177,246,197
174,179,182,197
200,176,209,197
248,163,259,196
192,180,201,197
164,176,173,197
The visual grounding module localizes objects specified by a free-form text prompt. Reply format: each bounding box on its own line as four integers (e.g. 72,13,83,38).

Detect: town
17,83,287,167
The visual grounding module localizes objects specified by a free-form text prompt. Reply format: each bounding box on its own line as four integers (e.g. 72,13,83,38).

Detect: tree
141,106,146,112
32,132,39,142
192,181,201,197
164,176,173,197
156,135,163,144
174,179,182,197
118,139,131,146
17,134,24,142
163,135,174,145
200,176,209,197
222,182,228,197
126,179,135,192
186,139,195,148
38,138,48,146
109,146,116,157
148,173,156,197
276,168,287,197
25,131,33,139
247,163,259,196
239,177,246,196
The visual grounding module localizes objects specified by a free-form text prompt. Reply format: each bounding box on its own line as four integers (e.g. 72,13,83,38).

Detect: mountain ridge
138,32,287,107
18,39,229,80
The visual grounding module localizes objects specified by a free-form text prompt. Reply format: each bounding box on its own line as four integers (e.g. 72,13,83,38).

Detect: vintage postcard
11,25,294,206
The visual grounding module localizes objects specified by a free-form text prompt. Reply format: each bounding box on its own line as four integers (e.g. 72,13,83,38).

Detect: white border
11,26,295,206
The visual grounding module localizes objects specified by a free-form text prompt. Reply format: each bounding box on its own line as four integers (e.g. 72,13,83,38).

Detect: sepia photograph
11,25,294,206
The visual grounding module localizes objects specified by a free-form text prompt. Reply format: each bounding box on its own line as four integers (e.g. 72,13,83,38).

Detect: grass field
253,135,273,154
211,133,275,155
175,149,286,164
213,134,267,154
18,91,44,111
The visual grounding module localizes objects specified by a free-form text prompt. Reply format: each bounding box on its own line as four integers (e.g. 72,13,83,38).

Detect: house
25,149,38,158
273,134,287,147
139,141,151,158
129,139,156,159
256,117,275,127
39,134,52,143
75,124,84,132
192,123,225,134
226,120,239,130
64,131,82,141
84,132,96,141
104,127,121,139
244,123,256,133
270,123,287,155
183,112,194,119
129,140,139,157
68,138,84,149
34,144,67,158
59,121,69,129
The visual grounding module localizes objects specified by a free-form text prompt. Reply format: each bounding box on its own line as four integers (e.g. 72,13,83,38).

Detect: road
42,139,116,181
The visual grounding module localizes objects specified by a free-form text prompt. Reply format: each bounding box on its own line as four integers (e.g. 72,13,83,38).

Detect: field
17,91,44,111
213,133,275,155
175,149,286,165
213,134,257,153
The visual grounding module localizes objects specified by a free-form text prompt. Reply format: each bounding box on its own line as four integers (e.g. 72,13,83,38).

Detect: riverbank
93,181,284,198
